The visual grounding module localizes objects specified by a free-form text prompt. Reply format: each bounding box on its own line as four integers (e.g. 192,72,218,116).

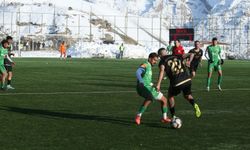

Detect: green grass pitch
0,58,250,150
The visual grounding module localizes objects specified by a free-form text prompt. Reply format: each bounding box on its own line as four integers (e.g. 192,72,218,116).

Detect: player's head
169,41,172,45
1,39,9,48
62,41,65,44
212,37,218,45
6,36,13,44
157,48,167,58
174,40,181,47
148,52,158,66
194,40,200,49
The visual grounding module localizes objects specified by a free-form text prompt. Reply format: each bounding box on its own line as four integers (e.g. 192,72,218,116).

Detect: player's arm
5,54,15,65
156,65,165,91
218,47,224,65
199,50,203,67
182,53,194,67
136,64,146,85
205,47,212,63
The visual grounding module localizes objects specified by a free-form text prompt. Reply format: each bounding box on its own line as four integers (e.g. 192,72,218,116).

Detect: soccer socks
7,80,11,85
137,106,147,117
162,106,168,119
189,99,195,106
207,77,211,88
218,75,222,86
170,107,175,118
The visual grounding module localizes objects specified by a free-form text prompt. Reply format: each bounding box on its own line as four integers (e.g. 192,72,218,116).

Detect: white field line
0,88,250,96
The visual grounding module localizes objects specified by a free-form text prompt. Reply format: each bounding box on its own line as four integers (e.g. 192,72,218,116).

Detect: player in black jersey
156,49,201,119
188,41,203,78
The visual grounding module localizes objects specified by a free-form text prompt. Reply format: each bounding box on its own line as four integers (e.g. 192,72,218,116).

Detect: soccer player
188,40,203,78
59,41,66,60
4,36,15,89
0,40,15,90
172,40,185,56
135,52,171,125
156,52,201,119
166,41,173,55
205,37,223,91
119,43,125,59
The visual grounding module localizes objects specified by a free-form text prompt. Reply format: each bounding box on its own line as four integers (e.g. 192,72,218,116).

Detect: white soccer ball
171,117,182,129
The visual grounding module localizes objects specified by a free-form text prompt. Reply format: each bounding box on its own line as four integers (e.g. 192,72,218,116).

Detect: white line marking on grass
0,90,135,96
0,88,250,96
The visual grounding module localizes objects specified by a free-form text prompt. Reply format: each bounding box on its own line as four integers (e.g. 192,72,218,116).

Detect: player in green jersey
4,36,15,90
166,41,173,55
135,52,171,125
205,37,224,91
0,40,14,90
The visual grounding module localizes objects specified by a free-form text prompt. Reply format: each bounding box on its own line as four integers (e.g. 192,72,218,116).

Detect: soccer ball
171,117,182,129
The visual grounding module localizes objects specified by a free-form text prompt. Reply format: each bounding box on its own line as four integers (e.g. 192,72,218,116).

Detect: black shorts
190,62,199,72
168,81,192,97
4,65,12,72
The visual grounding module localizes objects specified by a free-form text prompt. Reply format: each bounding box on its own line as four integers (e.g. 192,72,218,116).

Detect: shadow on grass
0,106,172,129
0,106,134,126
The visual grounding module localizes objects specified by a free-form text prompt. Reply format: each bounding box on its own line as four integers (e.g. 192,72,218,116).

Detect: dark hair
194,40,200,44
175,39,181,43
1,39,9,46
6,36,13,40
157,48,166,56
148,52,158,58
212,37,217,41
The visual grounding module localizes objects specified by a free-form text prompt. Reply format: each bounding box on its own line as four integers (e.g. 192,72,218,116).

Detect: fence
0,9,250,58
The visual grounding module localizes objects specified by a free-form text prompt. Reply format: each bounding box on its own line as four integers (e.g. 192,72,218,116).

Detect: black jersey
188,48,203,64
163,55,191,87
158,55,169,68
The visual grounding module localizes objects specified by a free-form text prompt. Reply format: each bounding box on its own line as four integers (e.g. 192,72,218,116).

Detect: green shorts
136,84,163,101
208,62,222,73
0,65,7,74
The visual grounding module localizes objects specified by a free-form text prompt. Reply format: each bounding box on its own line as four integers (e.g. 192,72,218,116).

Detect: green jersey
167,45,173,53
206,45,221,63
0,46,8,65
141,61,152,86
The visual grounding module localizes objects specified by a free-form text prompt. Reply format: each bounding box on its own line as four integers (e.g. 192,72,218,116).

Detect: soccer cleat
161,118,171,123
217,85,222,91
6,85,15,90
135,115,141,125
194,103,201,118
206,86,210,92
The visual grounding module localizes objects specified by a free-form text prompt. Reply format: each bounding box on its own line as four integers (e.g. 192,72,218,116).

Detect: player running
188,40,203,78
135,52,171,125
4,36,15,90
156,51,201,119
0,40,15,90
205,37,224,91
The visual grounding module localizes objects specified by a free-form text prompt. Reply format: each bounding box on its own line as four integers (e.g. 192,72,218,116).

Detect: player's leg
6,66,14,90
60,51,63,59
157,94,171,123
207,63,214,91
192,71,196,78
167,86,180,119
182,83,201,118
217,67,223,91
135,85,153,125
135,100,151,125
63,52,66,59
168,96,176,118
0,66,7,90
